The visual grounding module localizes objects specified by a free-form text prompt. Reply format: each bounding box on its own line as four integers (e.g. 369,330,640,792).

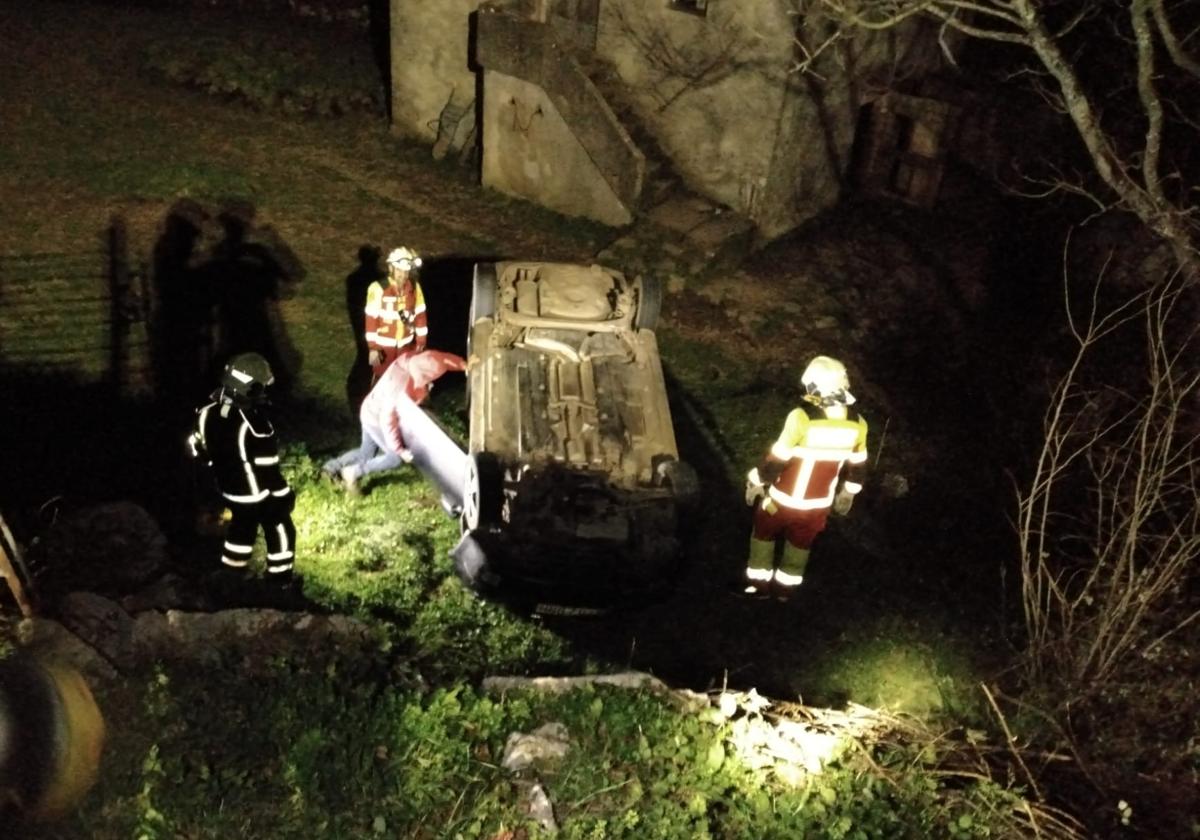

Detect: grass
50,661,1055,840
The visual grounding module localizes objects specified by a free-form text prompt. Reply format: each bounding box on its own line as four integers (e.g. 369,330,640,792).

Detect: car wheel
471,263,497,324
462,452,503,532
654,456,699,503
633,273,662,331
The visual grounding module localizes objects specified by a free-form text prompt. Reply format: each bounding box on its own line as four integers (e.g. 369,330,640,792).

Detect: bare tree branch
801,0,1200,276
1131,0,1167,205
1149,0,1200,79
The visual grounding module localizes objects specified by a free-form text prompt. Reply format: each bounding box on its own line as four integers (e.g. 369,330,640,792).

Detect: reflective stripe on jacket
765,402,868,510
193,401,291,503
364,278,427,352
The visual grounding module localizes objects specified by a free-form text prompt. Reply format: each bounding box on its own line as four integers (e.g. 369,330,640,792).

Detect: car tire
654,456,699,504
471,263,497,324
461,452,503,532
633,273,662,331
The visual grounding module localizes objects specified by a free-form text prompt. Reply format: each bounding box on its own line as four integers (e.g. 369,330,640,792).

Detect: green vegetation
142,32,385,118
63,664,1064,840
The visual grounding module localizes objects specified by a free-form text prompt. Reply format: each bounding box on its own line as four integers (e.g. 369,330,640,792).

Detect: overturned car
401,260,698,614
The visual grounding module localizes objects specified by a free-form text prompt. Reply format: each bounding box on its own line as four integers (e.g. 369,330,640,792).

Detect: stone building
389,0,942,241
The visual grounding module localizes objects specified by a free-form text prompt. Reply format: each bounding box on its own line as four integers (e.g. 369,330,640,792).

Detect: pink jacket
361,349,467,454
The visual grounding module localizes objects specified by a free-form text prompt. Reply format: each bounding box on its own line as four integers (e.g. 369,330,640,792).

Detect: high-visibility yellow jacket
365,277,427,353
764,401,868,511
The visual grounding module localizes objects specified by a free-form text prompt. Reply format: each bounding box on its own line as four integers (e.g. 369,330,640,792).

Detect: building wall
390,0,939,241
597,1,792,231
598,0,938,240
389,0,481,142
481,72,632,226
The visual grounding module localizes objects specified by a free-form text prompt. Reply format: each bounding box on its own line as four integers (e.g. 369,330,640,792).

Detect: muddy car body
432,260,697,614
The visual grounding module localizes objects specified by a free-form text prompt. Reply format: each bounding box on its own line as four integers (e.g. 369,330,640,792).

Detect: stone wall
597,1,791,232
597,0,940,241
389,0,481,143
473,9,642,226
481,72,632,226
388,0,941,240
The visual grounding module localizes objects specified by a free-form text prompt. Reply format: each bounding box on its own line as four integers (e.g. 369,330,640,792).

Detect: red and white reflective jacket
365,277,427,355
360,350,466,455
762,401,868,511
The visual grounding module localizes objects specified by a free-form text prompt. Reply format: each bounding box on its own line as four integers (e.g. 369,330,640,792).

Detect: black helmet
221,353,274,403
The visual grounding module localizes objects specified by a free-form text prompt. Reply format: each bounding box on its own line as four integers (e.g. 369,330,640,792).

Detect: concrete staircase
477,8,755,276
570,48,755,279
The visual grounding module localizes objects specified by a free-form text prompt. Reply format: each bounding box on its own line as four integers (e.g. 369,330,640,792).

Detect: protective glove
744,469,766,507
832,488,855,516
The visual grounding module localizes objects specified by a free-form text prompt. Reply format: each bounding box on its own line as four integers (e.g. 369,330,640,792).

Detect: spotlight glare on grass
714,688,879,787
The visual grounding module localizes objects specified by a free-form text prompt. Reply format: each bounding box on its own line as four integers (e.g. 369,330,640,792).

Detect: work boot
340,465,362,497
737,579,770,599
204,566,250,608
252,573,309,611
772,581,799,603
772,570,803,603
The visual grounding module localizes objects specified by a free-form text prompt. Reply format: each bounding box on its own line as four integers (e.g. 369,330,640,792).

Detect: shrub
141,30,385,117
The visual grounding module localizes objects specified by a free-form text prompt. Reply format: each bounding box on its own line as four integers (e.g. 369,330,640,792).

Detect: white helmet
801,355,855,406
386,246,422,272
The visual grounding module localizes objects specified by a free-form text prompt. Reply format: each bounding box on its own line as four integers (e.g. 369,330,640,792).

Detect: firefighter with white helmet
742,355,868,599
365,245,428,381
187,353,300,592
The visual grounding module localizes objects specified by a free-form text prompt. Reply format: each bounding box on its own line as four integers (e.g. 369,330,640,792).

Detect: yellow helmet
801,355,855,405
386,246,422,272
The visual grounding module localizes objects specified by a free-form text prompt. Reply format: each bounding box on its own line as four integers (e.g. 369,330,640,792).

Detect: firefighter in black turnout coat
187,353,298,585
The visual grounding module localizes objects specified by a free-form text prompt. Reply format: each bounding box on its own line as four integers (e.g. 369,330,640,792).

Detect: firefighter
743,356,868,599
187,353,299,589
322,349,466,495
365,246,428,382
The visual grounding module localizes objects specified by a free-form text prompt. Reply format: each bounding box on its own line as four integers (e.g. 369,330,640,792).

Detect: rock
129,609,383,669
482,670,708,711
880,473,910,499
524,781,558,834
15,617,118,682
56,592,136,670
501,722,571,773
483,671,669,695
27,501,167,599
21,604,384,675
120,573,212,613
128,610,175,662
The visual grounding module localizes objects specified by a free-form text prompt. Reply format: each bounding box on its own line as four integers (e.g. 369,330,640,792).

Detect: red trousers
752,501,829,550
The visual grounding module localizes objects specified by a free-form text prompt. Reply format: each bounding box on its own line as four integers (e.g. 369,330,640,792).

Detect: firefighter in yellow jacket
743,356,868,599
365,246,428,381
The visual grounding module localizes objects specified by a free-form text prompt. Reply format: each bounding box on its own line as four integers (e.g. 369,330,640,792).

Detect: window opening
669,0,709,17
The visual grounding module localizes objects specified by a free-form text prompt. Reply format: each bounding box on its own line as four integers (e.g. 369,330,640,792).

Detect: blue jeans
323,416,404,481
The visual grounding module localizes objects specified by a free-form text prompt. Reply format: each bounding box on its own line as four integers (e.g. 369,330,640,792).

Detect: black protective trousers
220,493,297,576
